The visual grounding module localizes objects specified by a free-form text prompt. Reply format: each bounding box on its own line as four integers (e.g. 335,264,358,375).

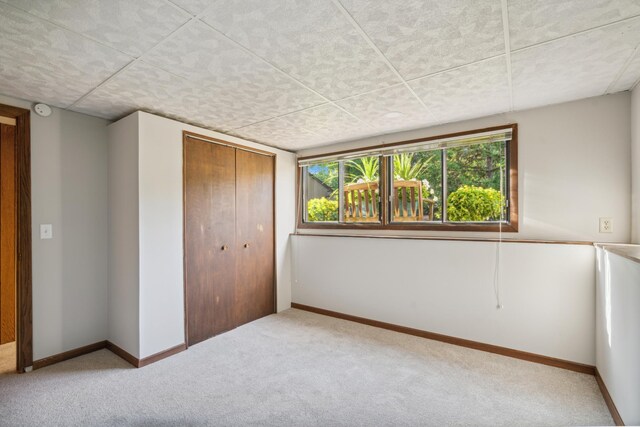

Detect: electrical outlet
599,217,613,233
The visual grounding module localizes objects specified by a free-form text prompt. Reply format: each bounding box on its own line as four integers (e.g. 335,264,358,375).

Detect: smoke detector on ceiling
34,103,52,117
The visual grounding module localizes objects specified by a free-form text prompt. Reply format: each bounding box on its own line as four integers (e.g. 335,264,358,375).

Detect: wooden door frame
0,104,32,372
182,131,276,348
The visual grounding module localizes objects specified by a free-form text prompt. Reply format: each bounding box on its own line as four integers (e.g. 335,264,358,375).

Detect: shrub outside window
302,156,381,223
298,124,517,232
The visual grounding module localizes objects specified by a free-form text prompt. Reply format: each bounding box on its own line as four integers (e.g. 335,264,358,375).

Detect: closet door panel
184,138,237,345
235,150,275,326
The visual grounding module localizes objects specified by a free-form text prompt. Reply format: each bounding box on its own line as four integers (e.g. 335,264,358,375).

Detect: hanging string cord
493,164,505,309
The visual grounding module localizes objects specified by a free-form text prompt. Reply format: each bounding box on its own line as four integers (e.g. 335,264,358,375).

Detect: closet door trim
183,131,276,158
182,131,277,349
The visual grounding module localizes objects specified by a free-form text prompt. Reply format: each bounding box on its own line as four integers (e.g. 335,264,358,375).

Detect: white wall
595,247,640,425
293,235,596,364
107,114,140,357
108,112,297,359
0,94,109,361
299,93,632,243
137,114,190,358
632,88,640,244
292,94,634,365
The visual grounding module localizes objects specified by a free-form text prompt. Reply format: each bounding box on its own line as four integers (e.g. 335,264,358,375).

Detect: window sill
296,222,518,233
293,232,593,246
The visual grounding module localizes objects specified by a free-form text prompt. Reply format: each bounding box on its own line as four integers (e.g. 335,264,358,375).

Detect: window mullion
301,167,308,222
442,148,448,223
380,156,388,225
338,161,345,222
504,141,509,222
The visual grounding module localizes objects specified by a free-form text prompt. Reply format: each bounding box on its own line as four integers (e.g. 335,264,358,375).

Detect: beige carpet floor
0,309,612,426
0,341,16,374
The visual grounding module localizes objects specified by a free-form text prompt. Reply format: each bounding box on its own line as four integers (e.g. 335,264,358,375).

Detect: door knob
221,245,228,251
244,243,250,248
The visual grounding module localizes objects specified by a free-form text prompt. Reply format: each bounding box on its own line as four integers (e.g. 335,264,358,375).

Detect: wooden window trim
297,124,518,233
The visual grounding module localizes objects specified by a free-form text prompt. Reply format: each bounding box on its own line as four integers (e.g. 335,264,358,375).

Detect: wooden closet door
0,123,16,344
184,137,237,346
234,150,275,326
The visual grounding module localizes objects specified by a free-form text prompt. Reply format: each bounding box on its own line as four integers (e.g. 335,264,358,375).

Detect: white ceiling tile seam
606,44,640,94
501,0,514,110
511,13,640,55
329,0,431,116
66,17,199,111
0,1,138,59
197,18,375,130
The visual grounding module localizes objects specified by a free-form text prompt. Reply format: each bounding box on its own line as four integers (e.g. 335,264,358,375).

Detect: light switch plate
40,224,53,239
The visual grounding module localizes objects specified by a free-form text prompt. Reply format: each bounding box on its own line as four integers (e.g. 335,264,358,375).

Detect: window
298,124,518,232
302,155,381,223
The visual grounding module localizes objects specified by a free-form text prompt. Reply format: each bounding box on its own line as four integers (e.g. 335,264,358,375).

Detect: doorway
0,114,17,373
0,104,32,373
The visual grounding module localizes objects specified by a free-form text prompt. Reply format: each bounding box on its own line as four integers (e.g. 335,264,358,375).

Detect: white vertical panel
107,113,140,358
293,235,596,364
596,248,640,425
632,88,640,244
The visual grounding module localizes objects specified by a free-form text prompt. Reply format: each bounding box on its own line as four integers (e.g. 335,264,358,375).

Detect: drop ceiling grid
0,2,133,108
1,0,640,150
3,0,193,57
140,20,327,124
193,17,376,133
510,17,640,111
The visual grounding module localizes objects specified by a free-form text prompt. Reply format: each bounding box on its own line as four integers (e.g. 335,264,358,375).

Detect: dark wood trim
595,368,625,426
297,124,518,233
508,124,519,232
297,222,519,232
184,131,275,157
293,232,594,246
298,124,518,161
381,156,389,225
272,155,278,314
138,343,186,368
291,303,596,375
32,341,107,370
182,133,189,348
1,103,32,372
31,340,187,370
105,341,139,368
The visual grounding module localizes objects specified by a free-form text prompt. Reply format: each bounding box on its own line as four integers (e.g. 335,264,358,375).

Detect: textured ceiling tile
508,0,640,50
144,21,325,119
0,3,132,108
201,0,399,100
609,50,640,93
168,0,211,15
6,0,191,56
280,104,372,139
235,104,377,150
409,57,510,124
339,0,504,80
336,84,433,130
234,117,321,149
72,61,241,130
511,20,640,110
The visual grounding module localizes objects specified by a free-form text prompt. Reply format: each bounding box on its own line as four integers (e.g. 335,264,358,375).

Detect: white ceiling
1,0,640,151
